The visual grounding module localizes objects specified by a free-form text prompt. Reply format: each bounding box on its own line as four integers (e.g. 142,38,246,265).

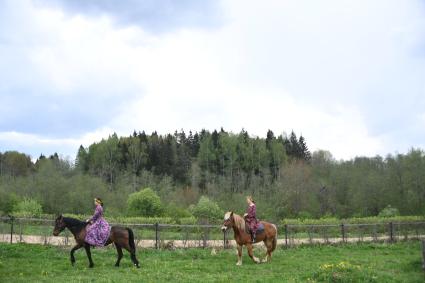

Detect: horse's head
221,211,234,232
53,215,66,236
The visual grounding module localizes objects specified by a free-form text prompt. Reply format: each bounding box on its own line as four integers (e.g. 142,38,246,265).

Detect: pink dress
85,204,110,246
246,204,259,235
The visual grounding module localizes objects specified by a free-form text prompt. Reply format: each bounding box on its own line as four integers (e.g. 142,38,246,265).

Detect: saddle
245,221,265,236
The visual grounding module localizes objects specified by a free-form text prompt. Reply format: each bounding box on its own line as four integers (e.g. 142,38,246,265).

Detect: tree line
74,129,310,190
0,128,424,221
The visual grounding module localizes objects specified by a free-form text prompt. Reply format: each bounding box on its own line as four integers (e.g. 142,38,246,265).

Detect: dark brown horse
53,215,139,268
221,211,277,265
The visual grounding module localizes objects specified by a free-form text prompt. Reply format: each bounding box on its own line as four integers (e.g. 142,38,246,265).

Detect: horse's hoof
89,264,94,268
115,264,119,267
236,262,242,266
135,264,140,269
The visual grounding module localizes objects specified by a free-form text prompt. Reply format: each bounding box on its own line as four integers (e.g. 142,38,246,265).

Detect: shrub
165,203,193,220
190,196,223,223
378,205,400,218
0,192,19,215
127,188,163,217
298,211,313,220
13,198,43,217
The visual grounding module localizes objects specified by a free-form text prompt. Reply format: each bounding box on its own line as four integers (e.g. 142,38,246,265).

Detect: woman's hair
95,197,104,207
246,195,255,203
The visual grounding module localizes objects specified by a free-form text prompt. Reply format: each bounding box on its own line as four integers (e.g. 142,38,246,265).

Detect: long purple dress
246,204,259,235
85,204,110,247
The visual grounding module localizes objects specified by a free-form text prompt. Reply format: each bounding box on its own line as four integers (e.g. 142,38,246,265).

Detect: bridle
221,213,233,231
53,217,66,236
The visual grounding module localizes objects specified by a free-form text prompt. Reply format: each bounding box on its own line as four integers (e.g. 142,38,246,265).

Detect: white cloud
1,0,424,160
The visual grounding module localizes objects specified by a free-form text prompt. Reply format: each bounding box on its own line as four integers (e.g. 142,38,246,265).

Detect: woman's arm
89,205,103,222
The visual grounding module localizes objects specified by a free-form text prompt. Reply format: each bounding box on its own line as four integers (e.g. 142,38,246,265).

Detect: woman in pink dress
245,195,259,242
85,198,111,247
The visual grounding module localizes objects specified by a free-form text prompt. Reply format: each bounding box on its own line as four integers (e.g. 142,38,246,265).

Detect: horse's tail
126,228,136,252
272,224,278,251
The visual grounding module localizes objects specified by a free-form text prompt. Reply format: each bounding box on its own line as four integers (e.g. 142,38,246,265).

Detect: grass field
0,241,423,282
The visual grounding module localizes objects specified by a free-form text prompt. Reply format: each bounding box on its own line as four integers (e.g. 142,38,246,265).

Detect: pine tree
298,135,311,161
266,129,275,150
75,145,88,172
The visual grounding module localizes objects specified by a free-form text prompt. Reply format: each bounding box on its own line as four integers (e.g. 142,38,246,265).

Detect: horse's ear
230,211,233,217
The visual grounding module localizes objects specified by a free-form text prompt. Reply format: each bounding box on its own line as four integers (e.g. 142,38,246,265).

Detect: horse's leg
236,244,243,266
70,243,82,266
124,228,140,268
262,238,273,263
122,244,139,268
268,226,278,262
246,243,261,264
114,244,123,267
84,243,94,268
130,251,139,268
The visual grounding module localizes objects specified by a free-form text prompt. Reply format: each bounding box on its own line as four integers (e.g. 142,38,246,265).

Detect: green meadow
0,241,423,282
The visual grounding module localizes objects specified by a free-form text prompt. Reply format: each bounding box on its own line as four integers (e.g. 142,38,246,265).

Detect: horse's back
110,225,130,236
259,221,278,237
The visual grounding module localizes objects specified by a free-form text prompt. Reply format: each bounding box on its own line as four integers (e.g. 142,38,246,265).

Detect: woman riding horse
85,198,110,247
244,196,259,242
222,209,277,265
53,198,139,268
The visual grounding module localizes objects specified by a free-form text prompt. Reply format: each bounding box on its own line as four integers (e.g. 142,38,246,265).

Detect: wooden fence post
9,215,14,244
372,224,378,242
341,224,345,243
155,223,159,249
284,224,288,248
203,226,208,248
389,222,394,242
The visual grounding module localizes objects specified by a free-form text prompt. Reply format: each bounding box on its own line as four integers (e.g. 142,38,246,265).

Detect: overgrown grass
0,241,423,282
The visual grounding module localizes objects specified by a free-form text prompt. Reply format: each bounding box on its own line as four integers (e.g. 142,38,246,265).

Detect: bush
298,211,313,220
378,205,400,218
165,203,193,220
0,192,19,215
189,196,223,223
127,188,163,217
13,198,43,217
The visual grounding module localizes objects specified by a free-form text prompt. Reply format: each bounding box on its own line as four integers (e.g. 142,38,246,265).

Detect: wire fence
1,216,424,249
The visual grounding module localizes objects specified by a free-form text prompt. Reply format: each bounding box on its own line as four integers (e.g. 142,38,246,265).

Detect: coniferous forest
1,128,424,221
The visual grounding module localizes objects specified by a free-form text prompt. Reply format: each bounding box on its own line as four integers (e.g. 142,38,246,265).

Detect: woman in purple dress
245,195,259,242
85,198,111,247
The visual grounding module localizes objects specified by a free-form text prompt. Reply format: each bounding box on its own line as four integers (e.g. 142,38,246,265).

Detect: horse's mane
232,213,246,232
63,217,87,227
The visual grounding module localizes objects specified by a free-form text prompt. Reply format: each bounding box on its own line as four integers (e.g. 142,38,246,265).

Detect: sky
1,0,425,161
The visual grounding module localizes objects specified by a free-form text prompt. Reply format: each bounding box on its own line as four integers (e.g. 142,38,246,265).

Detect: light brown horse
53,215,139,268
221,211,277,265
